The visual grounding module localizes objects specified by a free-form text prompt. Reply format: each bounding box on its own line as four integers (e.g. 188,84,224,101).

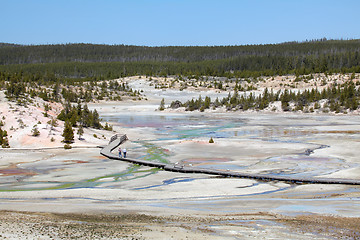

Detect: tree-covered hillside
0,39,359,78
1,39,360,65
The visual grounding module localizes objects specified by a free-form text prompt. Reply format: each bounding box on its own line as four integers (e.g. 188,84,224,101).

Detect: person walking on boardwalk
123,148,127,158
118,147,122,158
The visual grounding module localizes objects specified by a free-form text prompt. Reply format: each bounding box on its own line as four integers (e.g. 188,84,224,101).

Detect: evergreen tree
77,125,84,140
91,109,101,129
204,96,211,109
31,125,40,137
82,104,91,127
62,120,74,144
281,90,291,111
0,126,10,148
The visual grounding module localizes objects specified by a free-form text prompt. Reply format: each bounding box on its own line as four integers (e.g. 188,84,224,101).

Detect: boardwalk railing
100,134,360,185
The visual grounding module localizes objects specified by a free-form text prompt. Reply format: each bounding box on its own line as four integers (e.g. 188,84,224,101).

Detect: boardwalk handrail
109,134,127,144
101,134,360,185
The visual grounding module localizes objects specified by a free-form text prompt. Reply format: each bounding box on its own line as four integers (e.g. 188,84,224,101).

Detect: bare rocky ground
1,210,359,239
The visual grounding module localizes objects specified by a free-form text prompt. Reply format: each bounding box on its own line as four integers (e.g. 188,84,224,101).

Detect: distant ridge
1,39,359,65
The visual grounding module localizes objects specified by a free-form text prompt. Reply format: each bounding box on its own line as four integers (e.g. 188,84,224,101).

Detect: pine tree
204,96,211,109
0,126,10,148
281,90,291,111
62,120,74,143
77,125,84,140
91,109,101,129
31,125,40,137
82,104,91,127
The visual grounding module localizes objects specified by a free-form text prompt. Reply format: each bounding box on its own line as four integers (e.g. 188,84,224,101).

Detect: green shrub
31,125,40,137
64,144,72,149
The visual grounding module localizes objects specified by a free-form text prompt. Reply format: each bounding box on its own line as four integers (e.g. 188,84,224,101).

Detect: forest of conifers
0,40,360,146
0,39,359,79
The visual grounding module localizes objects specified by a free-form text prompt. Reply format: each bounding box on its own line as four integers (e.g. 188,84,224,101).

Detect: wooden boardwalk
100,134,360,185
